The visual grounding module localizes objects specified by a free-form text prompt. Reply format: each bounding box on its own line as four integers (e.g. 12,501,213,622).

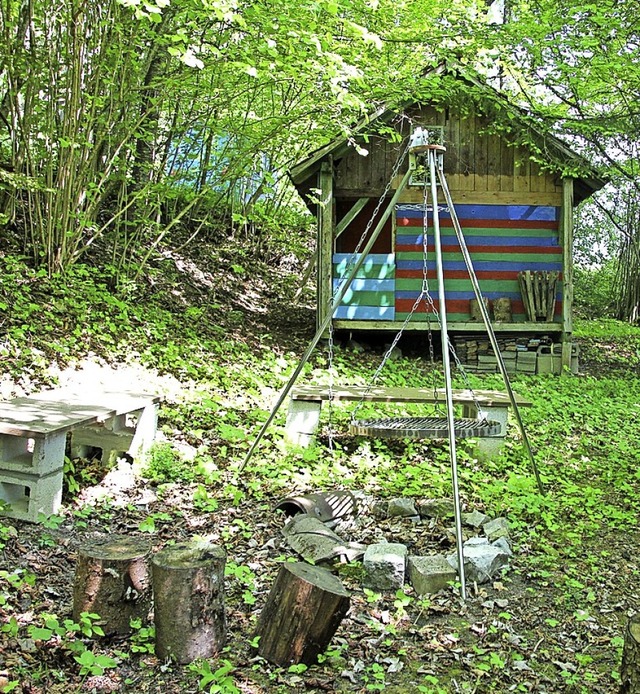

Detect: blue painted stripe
333,305,395,320
395,260,563,272
396,234,559,248
332,278,395,292
395,204,558,222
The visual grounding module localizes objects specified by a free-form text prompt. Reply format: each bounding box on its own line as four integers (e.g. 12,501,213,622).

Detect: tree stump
255,561,350,667
151,541,226,664
621,613,640,693
73,535,152,635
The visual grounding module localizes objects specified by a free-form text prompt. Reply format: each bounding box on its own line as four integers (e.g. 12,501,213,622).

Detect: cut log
255,561,350,667
620,613,640,693
469,297,489,322
151,541,226,664
493,297,512,322
73,535,152,635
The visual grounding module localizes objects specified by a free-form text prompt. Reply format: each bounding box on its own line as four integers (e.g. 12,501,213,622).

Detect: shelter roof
290,67,607,205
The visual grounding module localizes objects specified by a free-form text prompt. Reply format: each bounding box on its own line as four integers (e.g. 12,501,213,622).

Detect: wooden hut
290,76,606,370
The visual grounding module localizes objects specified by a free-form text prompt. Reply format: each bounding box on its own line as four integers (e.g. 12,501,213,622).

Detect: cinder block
0,432,66,474
409,555,458,595
363,542,408,591
284,400,322,447
71,403,159,468
0,466,64,522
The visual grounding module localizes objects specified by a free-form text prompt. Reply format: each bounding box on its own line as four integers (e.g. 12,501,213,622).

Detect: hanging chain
350,147,489,424
328,135,412,438
351,147,436,422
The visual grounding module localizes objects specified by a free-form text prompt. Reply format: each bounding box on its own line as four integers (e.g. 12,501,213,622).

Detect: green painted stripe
339,290,395,306
396,251,560,263
395,278,521,292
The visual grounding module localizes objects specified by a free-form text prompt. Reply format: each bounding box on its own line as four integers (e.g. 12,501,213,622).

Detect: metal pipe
436,166,545,495
428,148,466,600
239,168,414,472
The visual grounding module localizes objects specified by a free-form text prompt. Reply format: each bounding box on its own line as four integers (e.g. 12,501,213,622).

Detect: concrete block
284,400,322,447
363,543,408,591
0,466,64,522
71,403,159,469
0,432,66,474
409,555,457,595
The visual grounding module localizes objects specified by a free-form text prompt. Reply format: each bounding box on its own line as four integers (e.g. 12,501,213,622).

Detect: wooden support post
151,542,226,664
317,158,334,333
73,535,152,635
255,562,350,667
560,178,574,368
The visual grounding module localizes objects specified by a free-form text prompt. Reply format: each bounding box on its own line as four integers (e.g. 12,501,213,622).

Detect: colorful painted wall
333,203,562,322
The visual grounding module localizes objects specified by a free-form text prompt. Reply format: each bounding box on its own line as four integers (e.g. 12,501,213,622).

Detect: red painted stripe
396,269,564,281
395,298,563,315
397,218,558,229
396,244,562,254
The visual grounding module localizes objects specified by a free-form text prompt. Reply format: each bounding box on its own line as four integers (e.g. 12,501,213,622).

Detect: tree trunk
621,613,640,693
255,562,350,667
151,542,226,664
73,535,152,635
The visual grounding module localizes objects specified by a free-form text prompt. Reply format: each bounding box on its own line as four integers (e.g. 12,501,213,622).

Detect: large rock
363,543,408,591
461,510,489,528
447,540,510,584
417,498,455,519
387,498,418,518
408,555,457,595
483,517,510,542
492,537,513,556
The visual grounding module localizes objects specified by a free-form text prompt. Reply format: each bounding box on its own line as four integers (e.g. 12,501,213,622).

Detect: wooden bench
0,389,163,522
285,385,531,458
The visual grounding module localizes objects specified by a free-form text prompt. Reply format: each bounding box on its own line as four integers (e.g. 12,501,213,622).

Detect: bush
573,263,617,319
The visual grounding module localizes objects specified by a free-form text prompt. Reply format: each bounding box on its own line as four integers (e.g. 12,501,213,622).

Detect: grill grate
349,416,501,440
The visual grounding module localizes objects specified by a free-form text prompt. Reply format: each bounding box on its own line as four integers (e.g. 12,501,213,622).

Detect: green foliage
129,619,155,655
573,264,617,319
141,443,194,483
189,659,240,694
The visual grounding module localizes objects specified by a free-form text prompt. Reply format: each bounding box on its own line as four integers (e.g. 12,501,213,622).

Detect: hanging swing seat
349,415,502,440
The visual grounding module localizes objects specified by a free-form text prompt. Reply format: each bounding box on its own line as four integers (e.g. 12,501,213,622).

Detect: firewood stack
453,336,551,374
518,271,559,322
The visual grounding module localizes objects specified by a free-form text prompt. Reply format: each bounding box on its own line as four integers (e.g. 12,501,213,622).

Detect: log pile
453,336,551,374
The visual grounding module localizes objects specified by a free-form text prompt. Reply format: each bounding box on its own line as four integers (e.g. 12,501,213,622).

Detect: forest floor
0,238,639,694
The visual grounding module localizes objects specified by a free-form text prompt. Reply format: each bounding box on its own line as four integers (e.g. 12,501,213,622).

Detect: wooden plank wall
333,107,563,205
